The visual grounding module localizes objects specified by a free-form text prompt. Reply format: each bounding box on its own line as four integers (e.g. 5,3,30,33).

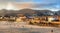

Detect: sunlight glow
6,2,16,10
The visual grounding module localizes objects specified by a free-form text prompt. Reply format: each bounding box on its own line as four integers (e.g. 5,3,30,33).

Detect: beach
0,21,59,33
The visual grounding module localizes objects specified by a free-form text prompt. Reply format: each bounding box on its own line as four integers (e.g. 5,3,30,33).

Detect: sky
0,0,59,11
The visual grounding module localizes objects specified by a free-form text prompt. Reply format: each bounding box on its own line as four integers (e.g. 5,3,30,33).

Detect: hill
0,9,56,17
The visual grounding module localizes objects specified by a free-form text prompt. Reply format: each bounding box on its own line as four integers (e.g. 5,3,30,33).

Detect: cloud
0,0,59,11
0,0,32,2
0,0,58,3
13,3,32,9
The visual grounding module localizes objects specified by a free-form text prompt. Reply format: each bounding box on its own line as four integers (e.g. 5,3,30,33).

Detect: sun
6,2,15,10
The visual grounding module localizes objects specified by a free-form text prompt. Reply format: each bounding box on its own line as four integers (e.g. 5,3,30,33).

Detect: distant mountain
55,10,60,16
35,10,54,16
19,9,36,14
0,9,55,16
